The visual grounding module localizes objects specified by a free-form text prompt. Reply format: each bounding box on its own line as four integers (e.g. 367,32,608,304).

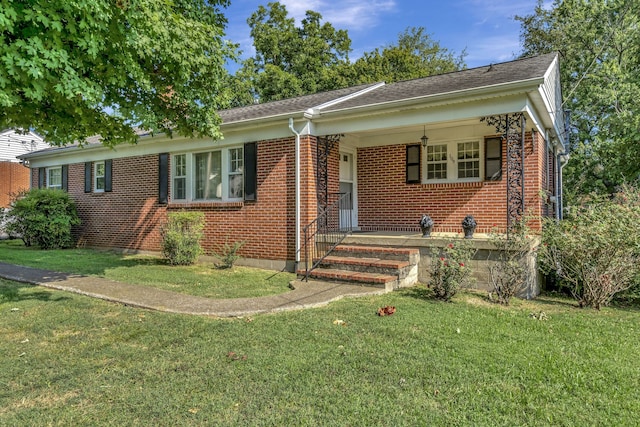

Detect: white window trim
423,138,484,184
171,146,244,203
94,161,105,193
46,166,62,189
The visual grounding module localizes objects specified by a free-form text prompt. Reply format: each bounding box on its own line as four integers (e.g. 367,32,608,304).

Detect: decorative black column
316,134,342,213
481,113,526,231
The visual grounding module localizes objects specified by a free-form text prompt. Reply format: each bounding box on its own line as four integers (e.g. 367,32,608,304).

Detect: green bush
539,185,640,309
5,188,80,249
213,240,245,269
428,238,476,301
161,211,204,266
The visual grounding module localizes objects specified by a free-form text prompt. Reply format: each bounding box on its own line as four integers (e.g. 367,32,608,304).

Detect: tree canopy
518,0,640,196
230,2,465,106
0,0,235,147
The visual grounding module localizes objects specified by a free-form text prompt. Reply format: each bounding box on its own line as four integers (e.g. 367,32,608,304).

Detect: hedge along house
20,53,566,295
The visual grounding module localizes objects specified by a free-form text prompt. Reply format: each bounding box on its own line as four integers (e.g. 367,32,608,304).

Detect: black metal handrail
301,192,352,280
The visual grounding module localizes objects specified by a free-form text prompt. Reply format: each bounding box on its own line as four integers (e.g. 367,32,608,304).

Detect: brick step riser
304,271,393,289
329,250,418,263
316,262,411,279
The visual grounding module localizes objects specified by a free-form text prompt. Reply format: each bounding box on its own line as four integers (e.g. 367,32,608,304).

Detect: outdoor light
420,126,429,148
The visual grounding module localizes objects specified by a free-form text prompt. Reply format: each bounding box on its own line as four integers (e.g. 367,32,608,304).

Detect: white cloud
280,0,397,31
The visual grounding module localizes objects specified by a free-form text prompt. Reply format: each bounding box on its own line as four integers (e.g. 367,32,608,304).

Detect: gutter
288,118,306,271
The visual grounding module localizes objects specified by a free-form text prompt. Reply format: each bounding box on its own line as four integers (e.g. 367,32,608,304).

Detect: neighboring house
0,129,49,208
19,53,567,294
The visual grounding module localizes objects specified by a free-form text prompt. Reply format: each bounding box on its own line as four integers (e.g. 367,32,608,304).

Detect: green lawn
0,240,294,299
1,278,638,426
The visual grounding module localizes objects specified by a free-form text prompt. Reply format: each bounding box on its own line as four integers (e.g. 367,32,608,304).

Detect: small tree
161,211,204,266
5,188,80,249
539,185,640,309
428,239,476,301
488,219,535,305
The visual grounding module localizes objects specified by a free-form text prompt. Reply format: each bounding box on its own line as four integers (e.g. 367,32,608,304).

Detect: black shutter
485,137,502,181
244,142,257,201
84,162,92,192
406,145,421,184
38,167,45,188
61,165,68,191
104,159,112,192
158,153,169,204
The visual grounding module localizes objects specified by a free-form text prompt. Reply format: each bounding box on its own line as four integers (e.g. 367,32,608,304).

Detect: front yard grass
1,278,639,426
0,240,294,299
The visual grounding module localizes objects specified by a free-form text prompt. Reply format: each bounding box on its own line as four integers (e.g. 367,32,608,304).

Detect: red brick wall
357,132,550,233
30,137,306,263
0,161,30,208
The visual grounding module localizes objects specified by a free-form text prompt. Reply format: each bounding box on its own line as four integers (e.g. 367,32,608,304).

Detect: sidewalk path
0,262,387,317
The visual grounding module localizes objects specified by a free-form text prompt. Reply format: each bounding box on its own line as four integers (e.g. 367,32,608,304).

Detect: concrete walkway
0,262,387,317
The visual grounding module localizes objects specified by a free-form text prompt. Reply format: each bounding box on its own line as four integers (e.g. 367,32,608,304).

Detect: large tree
351,27,466,85
233,1,351,104
518,0,640,196
0,0,235,147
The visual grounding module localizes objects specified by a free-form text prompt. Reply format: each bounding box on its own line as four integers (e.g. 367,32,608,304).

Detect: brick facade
0,161,30,208
357,132,554,234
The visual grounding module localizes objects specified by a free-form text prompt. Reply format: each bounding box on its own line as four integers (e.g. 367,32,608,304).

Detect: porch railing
301,192,352,280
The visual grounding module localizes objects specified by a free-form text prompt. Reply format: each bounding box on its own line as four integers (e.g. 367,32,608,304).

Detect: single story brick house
20,53,566,293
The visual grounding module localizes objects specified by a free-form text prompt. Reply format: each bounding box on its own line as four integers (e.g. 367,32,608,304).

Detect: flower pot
419,214,434,238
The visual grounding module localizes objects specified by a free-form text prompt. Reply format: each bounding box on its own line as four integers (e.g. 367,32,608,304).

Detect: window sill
421,181,485,189
167,201,244,209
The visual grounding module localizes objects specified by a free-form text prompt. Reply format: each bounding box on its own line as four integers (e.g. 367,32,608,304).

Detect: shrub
161,211,204,266
488,219,535,305
428,238,476,301
539,185,640,309
213,240,245,269
4,188,80,249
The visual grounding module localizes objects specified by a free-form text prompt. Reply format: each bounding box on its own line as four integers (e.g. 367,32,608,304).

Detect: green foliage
0,0,235,147
428,239,476,301
213,239,245,269
539,185,640,309
517,0,640,196
161,211,204,266
230,3,465,106
488,219,536,305
4,188,80,249
351,27,466,84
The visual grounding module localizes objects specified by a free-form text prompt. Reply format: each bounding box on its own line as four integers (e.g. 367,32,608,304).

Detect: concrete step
315,255,411,276
304,268,398,289
332,245,419,263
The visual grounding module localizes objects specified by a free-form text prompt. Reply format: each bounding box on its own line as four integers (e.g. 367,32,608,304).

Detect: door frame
339,146,358,231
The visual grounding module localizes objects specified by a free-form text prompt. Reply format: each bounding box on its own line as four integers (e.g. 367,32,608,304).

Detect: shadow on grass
0,280,71,304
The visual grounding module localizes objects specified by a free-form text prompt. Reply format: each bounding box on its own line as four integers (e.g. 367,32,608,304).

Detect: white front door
339,152,356,230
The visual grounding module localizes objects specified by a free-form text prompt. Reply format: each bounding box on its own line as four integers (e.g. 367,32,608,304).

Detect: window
423,140,482,183
172,154,187,200
171,146,244,202
406,145,420,184
47,167,62,189
94,161,106,192
457,141,480,179
426,144,447,180
485,137,502,181
228,147,244,198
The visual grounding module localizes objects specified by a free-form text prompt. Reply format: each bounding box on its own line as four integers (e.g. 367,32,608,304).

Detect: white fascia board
313,94,530,136
305,82,386,117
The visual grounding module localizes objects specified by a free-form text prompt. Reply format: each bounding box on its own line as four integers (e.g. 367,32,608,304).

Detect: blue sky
224,0,550,69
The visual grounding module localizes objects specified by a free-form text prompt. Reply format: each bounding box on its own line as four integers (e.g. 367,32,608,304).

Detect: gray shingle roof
218,83,381,124
320,53,558,113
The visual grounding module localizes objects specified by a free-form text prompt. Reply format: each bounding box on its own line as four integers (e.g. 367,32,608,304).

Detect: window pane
95,162,105,190
173,177,186,199
48,168,61,188
426,144,447,180
175,154,186,176
229,148,243,173
229,174,243,198
195,151,221,200
458,160,480,178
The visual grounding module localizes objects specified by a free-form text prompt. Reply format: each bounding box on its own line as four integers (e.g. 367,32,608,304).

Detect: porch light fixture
420,126,429,148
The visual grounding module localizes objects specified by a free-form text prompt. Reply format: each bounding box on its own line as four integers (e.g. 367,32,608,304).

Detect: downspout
289,118,303,271
556,152,569,220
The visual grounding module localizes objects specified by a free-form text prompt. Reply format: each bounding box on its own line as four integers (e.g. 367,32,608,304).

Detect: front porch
306,230,541,299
